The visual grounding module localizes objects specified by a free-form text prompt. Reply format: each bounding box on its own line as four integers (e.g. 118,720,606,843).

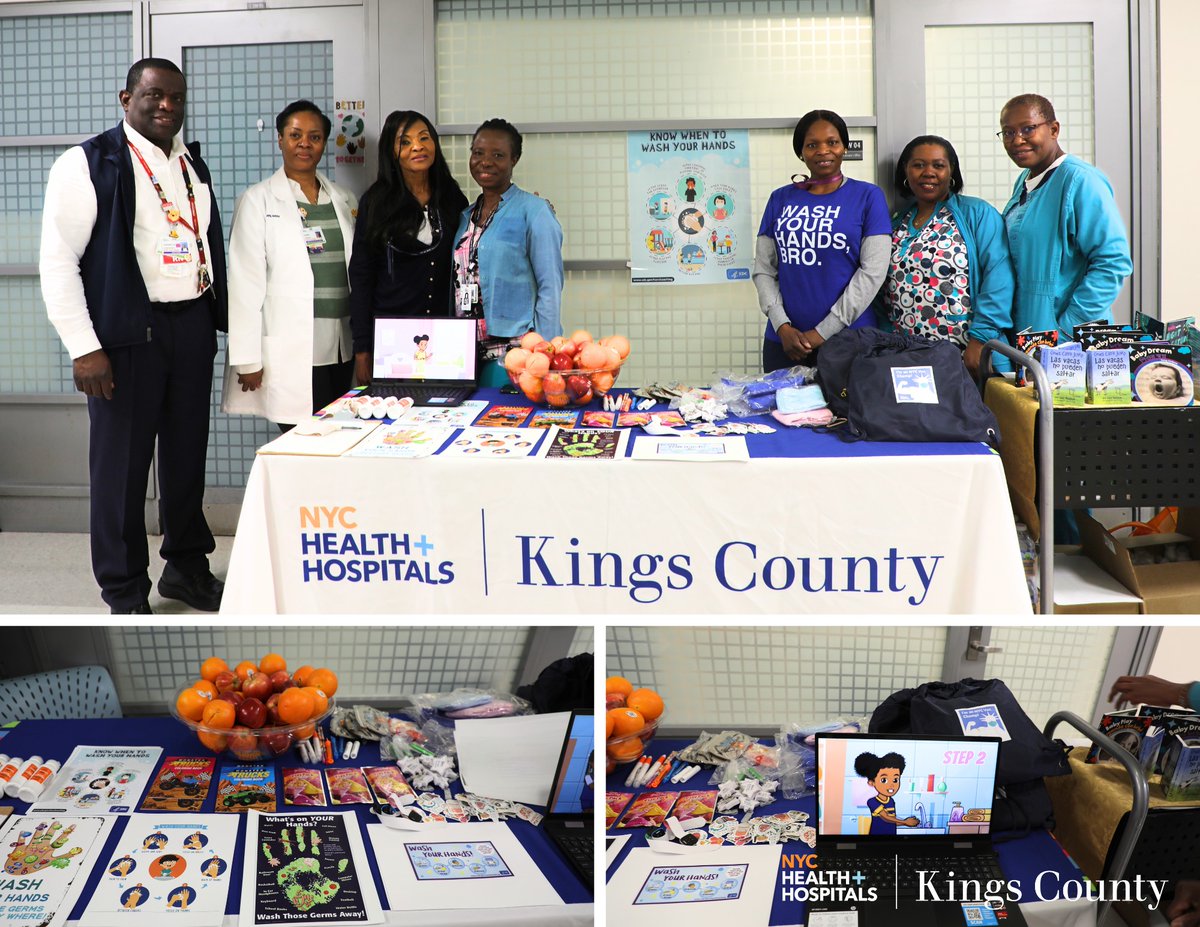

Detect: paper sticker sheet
78,813,238,927
607,846,781,926
366,821,564,912
0,815,115,927
28,746,162,815
240,811,383,927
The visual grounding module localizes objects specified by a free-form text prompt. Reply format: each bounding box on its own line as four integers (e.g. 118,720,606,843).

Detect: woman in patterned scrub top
880,135,1014,379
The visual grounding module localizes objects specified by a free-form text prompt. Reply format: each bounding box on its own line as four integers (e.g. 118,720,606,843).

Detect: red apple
549,352,573,372
269,670,293,693
543,372,566,395
557,339,578,359
213,670,236,693
242,672,273,702
531,340,554,358
261,730,293,757
566,374,591,400
229,726,259,761
236,697,268,729
265,693,282,724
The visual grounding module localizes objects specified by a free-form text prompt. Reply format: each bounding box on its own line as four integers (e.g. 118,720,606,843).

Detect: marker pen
624,757,647,788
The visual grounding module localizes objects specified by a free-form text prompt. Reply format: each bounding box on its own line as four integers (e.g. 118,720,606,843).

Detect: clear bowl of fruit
504,329,630,407
170,654,338,761
604,676,664,774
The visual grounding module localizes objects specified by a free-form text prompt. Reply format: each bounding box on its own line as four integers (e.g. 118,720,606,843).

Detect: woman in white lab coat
222,100,358,427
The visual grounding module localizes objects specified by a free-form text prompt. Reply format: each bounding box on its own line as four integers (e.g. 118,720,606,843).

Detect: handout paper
455,711,571,806
343,423,454,458
366,821,564,911
28,745,162,815
605,845,781,925
0,815,114,927
396,399,487,427
256,421,378,457
630,434,749,462
78,813,238,927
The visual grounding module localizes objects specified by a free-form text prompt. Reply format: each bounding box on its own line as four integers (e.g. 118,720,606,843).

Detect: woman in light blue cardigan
878,135,1014,379
999,94,1131,341
453,118,563,385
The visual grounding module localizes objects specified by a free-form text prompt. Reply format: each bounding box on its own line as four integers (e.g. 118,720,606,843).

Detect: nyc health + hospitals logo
297,505,454,585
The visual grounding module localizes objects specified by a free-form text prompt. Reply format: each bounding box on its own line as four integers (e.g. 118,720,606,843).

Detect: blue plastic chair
0,666,123,725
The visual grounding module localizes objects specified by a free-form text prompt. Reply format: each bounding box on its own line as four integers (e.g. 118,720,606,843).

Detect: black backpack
869,678,1071,834
816,328,1000,445
515,653,593,714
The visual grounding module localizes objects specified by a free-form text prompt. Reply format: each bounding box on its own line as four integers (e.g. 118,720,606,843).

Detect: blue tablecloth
0,717,590,921
606,738,1085,926
464,387,994,460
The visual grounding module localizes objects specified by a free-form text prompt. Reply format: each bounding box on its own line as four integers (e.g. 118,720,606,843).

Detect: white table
221,428,1031,614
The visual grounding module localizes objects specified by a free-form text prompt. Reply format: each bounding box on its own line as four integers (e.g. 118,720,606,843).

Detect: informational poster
634,863,748,904
628,128,752,286
240,811,383,927
28,746,162,815
0,815,115,927
405,841,513,881
333,101,366,165
79,814,238,927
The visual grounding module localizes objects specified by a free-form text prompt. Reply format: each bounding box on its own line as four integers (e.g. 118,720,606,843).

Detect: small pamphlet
542,426,629,460
616,791,679,828
396,399,487,427
214,764,276,813
1085,349,1132,405
606,792,634,827
363,766,414,807
438,426,543,458
474,405,532,428
326,768,373,805
344,423,455,458
1014,328,1058,387
581,411,616,428
528,409,579,430
673,790,718,823
140,756,216,811
282,768,327,806
1038,344,1086,407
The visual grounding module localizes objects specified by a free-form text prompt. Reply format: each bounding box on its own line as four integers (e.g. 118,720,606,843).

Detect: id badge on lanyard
302,226,327,254
158,235,194,277
456,281,479,316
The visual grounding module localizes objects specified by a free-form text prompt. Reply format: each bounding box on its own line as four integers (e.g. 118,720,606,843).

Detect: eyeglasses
996,123,1047,141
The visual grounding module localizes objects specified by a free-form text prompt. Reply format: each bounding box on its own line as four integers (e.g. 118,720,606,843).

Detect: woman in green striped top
223,100,359,428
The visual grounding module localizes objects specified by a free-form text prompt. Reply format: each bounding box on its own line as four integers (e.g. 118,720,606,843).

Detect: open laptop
364,315,479,406
541,711,594,892
810,731,1028,927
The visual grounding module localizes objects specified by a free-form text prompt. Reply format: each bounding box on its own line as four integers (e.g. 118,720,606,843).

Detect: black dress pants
88,297,217,610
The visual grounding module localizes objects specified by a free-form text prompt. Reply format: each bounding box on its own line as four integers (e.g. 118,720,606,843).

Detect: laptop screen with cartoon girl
816,733,1000,839
371,316,479,383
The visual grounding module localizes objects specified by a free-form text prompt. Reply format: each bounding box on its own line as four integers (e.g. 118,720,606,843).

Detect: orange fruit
626,689,664,722
294,723,316,740
292,665,315,686
607,713,616,738
259,653,287,675
198,730,229,752
234,660,258,682
200,657,229,683
606,676,634,697
306,668,338,698
302,686,329,719
176,688,207,722
191,680,217,700
277,687,315,725
608,737,643,761
201,699,236,730
608,707,645,738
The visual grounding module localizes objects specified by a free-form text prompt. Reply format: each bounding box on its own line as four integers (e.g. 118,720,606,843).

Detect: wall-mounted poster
629,128,751,286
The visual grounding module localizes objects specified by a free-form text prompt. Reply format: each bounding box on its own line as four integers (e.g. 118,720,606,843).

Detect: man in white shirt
39,58,228,614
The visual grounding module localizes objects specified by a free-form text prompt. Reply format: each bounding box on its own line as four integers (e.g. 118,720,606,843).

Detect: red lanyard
127,140,211,292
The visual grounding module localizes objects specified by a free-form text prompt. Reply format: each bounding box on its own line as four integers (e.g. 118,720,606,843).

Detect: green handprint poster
0,815,114,927
241,811,382,926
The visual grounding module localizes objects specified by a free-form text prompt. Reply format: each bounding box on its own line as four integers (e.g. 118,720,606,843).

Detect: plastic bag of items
776,718,866,799
710,365,815,417
407,688,532,722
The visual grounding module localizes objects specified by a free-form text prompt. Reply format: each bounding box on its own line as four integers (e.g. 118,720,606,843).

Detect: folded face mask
775,384,827,413
772,407,834,427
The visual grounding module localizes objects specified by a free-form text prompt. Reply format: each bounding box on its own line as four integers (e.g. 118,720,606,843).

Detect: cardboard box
1052,551,1142,614
1079,509,1200,613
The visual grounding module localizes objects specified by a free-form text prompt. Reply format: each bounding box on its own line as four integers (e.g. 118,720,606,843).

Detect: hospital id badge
302,225,326,254
457,282,478,315
158,236,193,277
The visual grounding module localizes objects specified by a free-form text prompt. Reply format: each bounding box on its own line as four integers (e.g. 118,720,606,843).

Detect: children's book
528,409,579,430
1014,328,1057,386
1085,349,1132,405
1130,342,1195,406
475,405,533,428
1038,344,1086,407
139,756,215,811
1086,712,1151,764
1162,734,1200,801
214,764,277,813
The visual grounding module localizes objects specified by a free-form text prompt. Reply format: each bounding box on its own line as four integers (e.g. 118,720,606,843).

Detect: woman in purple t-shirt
753,110,891,372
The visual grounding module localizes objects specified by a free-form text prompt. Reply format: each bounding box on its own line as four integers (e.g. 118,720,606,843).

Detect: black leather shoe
111,601,154,614
158,570,224,612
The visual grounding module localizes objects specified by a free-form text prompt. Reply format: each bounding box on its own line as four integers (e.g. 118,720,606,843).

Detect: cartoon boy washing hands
854,751,920,835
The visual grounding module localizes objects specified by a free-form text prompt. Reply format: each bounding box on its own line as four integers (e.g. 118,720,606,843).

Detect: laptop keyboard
820,852,1005,898
552,830,593,884
365,383,472,406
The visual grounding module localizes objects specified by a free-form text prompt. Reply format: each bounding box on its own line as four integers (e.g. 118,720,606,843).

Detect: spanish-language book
1161,733,1200,801
214,764,277,813
1130,342,1195,406
1085,349,1132,405
1038,343,1086,407
1014,327,1058,386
